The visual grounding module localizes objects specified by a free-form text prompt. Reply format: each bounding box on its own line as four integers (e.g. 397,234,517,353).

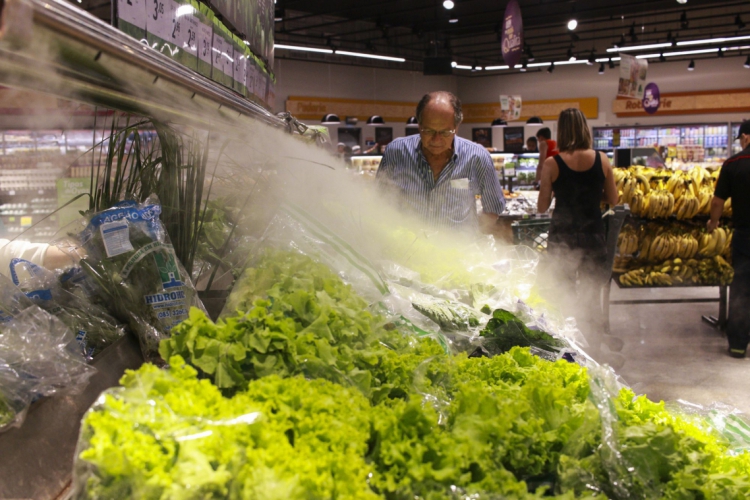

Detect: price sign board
118,0,148,39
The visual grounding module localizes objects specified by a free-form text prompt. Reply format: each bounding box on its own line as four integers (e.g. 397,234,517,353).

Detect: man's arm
708,162,731,232
476,152,506,217
707,197,725,233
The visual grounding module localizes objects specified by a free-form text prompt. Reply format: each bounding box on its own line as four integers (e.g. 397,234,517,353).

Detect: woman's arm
537,157,558,213
601,152,619,206
535,141,547,181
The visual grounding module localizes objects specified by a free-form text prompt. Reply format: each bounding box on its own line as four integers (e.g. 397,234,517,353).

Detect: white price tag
246,60,255,95
212,33,224,72
118,0,147,30
197,22,212,65
223,43,234,78
180,9,199,56
147,0,174,41
234,53,246,87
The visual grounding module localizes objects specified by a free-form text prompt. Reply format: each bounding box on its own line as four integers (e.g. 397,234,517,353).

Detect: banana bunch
674,233,700,260
696,255,734,286
617,169,650,207
697,186,714,216
674,192,701,220
617,227,640,256
619,269,673,286
698,227,733,258
613,255,633,273
643,189,674,219
645,233,681,262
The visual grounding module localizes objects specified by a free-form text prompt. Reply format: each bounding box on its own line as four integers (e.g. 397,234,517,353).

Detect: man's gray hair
416,91,463,126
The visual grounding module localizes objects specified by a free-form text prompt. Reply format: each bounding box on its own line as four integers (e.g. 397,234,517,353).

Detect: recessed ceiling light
745,56,750,68
567,19,578,31
687,59,695,70
676,0,687,4
443,0,454,9
449,16,458,23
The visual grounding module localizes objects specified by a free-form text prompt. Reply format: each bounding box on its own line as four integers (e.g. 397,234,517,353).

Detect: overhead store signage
501,0,523,67
288,96,598,124
613,88,750,117
618,54,648,99
642,83,660,114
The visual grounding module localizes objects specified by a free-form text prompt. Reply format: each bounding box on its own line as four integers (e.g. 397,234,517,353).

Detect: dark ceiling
274,0,750,72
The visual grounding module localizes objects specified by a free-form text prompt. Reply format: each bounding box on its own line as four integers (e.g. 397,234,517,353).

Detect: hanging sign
642,82,660,114
501,0,523,67
618,54,648,99
499,95,522,120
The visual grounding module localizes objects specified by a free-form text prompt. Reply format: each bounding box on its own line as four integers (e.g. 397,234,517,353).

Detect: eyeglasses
419,128,456,138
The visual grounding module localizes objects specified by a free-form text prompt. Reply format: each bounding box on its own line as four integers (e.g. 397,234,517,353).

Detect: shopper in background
708,120,750,358
537,108,619,356
376,91,505,232
525,136,538,152
534,127,559,185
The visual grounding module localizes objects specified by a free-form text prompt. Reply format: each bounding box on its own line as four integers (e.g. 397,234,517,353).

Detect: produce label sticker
100,220,135,258
117,0,147,39
148,247,189,330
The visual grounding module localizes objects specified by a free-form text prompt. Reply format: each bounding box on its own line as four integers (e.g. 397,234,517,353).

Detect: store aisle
607,284,750,414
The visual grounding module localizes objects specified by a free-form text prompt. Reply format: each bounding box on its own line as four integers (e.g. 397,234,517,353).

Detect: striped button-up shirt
376,134,505,230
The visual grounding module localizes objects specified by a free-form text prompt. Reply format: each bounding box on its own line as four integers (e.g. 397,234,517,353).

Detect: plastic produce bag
0,304,95,430
9,258,126,359
68,197,205,363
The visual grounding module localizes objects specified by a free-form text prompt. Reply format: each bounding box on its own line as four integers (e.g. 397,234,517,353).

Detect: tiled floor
602,283,750,414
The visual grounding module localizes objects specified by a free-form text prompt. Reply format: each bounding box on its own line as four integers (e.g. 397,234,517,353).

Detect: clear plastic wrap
9,258,126,360
0,306,95,430
59,197,206,363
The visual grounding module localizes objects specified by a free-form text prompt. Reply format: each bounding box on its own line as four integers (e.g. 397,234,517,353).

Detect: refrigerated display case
490,152,539,191
594,123,730,157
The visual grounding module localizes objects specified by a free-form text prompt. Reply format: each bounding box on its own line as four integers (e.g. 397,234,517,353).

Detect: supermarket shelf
0,0,285,133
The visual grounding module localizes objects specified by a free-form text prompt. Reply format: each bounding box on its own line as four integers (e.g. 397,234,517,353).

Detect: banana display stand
607,165,732,331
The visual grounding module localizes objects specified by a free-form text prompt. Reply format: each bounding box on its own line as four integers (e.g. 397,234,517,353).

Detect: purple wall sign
642,82,660,114
502,0,523,67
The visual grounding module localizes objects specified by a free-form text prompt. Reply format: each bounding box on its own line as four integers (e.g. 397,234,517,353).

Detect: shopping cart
511,218,551,252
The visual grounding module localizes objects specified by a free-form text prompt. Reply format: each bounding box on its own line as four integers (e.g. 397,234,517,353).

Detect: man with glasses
376,91,505,232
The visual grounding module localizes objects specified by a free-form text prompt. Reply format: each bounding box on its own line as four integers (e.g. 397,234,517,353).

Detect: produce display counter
0,334,144,499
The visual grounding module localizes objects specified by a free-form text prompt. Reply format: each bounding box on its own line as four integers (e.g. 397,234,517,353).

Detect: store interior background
272,55,749,147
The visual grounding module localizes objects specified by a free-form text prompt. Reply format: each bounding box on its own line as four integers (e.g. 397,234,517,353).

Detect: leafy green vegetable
480,308,567,355
411,298,483,331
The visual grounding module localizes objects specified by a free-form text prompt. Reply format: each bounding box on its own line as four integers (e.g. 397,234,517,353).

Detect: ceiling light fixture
629,23,638,42
484,65,510,70
678,35,750,46
367,115,385,126
406,116,419,128
607,42,674,53
718,48,725,57
526,116,544,126
744,56,750,68
449,15,458,23
321,114,340,125
443,0,454,9
676,0,687,4
567,19,577,30
665,48,719,57
547,62,555,73
736,15,746,30
688,59,695,71
609,58,616,69
680,11,689,29
491,118,508,127
274,44,334,54
598,62,605,74
659,53,666,62
567,47,575,61
335,50,406,62
525,45,535,62
455,64,472,70
519,59,528,72
451,61,458,68
587,51,595,65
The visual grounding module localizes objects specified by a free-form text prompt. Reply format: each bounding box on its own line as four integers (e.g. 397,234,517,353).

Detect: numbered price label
117,0,147,37
148,0,175,44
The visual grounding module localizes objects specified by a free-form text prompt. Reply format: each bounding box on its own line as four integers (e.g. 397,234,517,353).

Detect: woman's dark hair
536,127,552,140
557,108,592,152
416,91,463,126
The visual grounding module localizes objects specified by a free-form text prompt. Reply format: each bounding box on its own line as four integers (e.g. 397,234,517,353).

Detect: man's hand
707,218,720,233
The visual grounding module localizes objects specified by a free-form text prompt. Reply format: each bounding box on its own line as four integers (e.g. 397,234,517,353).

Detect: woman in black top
537,108,618,355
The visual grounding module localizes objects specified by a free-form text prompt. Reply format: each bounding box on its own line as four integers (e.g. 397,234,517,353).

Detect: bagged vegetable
71,197,205,363
0,302,95,430
9,258,126,360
